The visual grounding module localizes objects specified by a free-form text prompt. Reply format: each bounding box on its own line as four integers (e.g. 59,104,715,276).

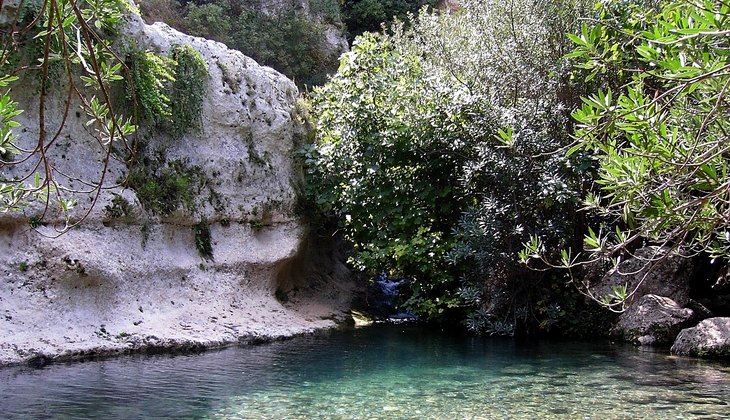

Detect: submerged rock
612,294,695,346
671,317,730,359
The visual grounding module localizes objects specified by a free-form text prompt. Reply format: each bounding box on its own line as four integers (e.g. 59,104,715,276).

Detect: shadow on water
1,324,729,419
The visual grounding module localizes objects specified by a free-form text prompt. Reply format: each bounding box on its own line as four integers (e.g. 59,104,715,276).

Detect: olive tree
523,0,730,311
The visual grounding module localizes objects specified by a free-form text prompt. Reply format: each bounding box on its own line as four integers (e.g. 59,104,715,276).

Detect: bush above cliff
138,0,341,89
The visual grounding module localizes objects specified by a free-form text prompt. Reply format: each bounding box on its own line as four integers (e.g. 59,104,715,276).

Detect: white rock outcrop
0,10,355,366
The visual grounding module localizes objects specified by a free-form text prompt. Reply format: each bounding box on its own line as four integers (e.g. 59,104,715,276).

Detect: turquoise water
2,324,730,419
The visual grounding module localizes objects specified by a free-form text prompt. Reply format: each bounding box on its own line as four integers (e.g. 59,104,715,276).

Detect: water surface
2,324,729,419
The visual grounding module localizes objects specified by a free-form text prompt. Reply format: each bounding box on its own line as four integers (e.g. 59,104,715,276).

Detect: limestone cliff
0,10,356,366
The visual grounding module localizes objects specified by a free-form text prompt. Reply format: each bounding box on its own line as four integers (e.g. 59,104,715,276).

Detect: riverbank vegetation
3,0,729,339
304,0,730,336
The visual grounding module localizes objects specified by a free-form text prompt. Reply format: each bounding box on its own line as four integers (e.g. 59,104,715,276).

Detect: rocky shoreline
2,318,351,368
0,221,360,367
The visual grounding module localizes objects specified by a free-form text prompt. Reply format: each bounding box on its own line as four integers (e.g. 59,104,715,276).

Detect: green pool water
2,324,729,419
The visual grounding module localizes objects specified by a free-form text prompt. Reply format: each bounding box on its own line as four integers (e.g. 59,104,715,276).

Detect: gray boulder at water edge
612,294,695,346
592,247,694,307
671,317,730,359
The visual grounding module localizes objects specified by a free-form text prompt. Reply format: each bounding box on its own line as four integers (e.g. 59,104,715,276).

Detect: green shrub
307,33,469,321
310,0,342,24
182,2,233,43
307,0,594,331
169,44,209,139
128,50,175,126
275,288,290,303
103,193,137,224
127,149,207,216
341,0,437,38
230,6,336,88
127,44,207,138
193,217,214,260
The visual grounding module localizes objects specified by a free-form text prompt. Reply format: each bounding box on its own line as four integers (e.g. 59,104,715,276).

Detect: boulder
592,247,694,307
612,294,695,346
671,317,730,358
686,299,714,321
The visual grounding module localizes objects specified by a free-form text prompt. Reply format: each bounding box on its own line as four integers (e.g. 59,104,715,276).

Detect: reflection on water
1,324,729,419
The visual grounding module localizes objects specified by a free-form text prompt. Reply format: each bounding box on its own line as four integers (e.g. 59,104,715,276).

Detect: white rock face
0,11,355,365
129,19,305,222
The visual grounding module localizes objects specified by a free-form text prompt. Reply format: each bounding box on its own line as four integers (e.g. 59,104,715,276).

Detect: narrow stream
2,324,729,419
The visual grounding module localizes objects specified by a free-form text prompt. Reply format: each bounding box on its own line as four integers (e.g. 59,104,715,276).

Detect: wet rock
671,317,730,359
612,294,695,346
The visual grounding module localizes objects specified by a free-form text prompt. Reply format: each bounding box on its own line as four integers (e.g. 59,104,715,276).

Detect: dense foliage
525,0,730,309
128,44,207,137
306,0,599,333
305,33,468,320
230,4,335,87
168,44,208,138
128,50,175,126
340,0,438,38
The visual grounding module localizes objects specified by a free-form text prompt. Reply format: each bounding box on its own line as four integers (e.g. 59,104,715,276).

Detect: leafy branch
522,0,730,311
0,0,138,234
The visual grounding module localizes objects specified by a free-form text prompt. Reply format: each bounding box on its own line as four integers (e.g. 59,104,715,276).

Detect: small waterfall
368,272,419,323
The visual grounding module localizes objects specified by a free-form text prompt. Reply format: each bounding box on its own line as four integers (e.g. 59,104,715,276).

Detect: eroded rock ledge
0,11,356,366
